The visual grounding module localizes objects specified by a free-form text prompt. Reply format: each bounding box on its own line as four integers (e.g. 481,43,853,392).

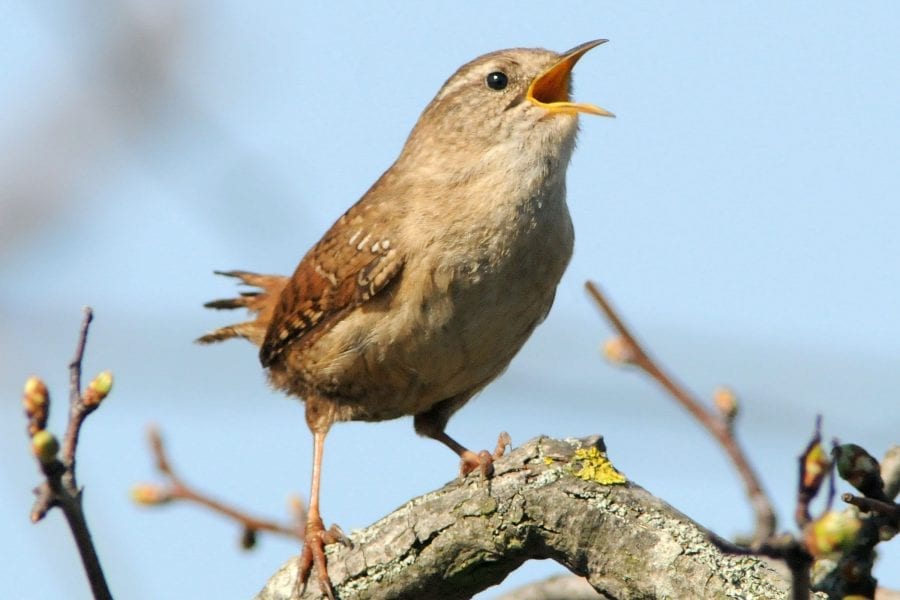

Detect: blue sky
2,2,898,598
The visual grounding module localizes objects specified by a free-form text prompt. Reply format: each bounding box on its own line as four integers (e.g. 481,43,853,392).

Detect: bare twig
723,421,900,599
713,527,813,600
135,426,303,545
842,493,900,523
753,537,812,600
585,281,776,544
62,307,94,470
27,307,113,600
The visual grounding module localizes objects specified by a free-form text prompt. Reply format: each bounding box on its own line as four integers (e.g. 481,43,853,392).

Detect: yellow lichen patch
568,446,626,485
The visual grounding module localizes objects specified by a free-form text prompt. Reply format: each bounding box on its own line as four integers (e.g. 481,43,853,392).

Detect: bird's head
399,40,612,179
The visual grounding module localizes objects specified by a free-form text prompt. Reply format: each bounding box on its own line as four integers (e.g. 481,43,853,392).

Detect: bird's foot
295,514,350,600
459,431,511,478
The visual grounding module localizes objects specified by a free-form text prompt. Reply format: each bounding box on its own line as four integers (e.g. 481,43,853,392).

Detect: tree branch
842,494,900,523
26,307,113,600
62,307,94,471
132,426,303,547
254,436,791,600
585,281,776,545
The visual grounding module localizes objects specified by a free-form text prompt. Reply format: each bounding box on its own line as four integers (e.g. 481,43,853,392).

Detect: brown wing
259,199,404,368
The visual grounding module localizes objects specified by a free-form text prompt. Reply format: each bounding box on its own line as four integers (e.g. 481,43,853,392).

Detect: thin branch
842,493,900,523
27,307,112,600
135,426,303,544
762,540,812,600
62,306,94,471
585,281,776,544
43,465,111,600
712,531,812,600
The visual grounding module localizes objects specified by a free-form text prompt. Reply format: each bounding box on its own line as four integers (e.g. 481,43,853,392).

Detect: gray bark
255,435,791,600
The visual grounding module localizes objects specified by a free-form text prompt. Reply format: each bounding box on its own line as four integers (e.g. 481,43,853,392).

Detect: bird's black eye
485,71,508,91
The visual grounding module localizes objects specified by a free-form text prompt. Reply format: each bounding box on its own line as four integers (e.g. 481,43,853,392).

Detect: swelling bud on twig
602,336,636,365
83,370,113,407
802,442,830,492
31,430,60,464
712,386,739,422
23,376,50,435
241,527,257,550
288,494,308,524
130,484,171,505
803,510,862,558
833,443,885,499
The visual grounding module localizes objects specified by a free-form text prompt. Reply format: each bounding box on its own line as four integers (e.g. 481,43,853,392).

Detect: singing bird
199,40,612,597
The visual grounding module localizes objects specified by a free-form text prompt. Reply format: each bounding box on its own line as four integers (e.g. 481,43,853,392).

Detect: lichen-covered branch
255,436,791,600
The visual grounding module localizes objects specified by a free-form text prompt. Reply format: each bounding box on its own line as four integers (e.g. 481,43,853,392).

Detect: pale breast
295,180,574,423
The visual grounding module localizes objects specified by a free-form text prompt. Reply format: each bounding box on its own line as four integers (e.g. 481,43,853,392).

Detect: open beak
527,39,614,117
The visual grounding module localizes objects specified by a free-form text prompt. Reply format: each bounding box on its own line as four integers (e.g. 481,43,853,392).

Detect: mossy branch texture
255,436,791,600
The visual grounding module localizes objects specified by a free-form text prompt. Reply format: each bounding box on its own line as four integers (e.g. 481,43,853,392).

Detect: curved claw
494,431,512,459
459,431,513,479
459,449,494,478
295,516,340,600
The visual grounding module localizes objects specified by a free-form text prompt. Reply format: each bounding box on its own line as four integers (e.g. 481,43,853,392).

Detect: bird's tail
196,270,288,347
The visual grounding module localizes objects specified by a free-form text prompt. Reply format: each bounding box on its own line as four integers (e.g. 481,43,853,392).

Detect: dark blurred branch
585,281,776,544
881,446,900,500
27,307,113,600
0,3,182,254
133,426,303,548
718,533,812,600
842,494,900,523
2,1,297,258
710,420,830,600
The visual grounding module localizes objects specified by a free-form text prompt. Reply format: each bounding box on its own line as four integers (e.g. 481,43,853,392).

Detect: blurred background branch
1,2,180,252
132,425,304,549
588,281,776,544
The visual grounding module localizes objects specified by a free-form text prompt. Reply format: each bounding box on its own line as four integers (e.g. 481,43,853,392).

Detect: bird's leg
433,429,512,477
415,411,511,478
295,429,346,600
